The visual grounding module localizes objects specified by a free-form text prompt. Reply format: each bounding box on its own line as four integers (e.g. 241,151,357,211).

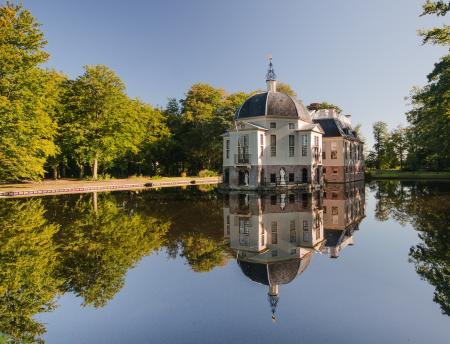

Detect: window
289,135,295,157
344,141,348,159
239,218,251,234
289,194,295,203
289,173,295,182
333,168,338,174
323,206,327,214
303,231,309,241
332,206,338,215
289,123,295,129
315,227,321,240
291,248,296,255
271,222,277,244
270,122,276,129
238,135,249,159
314,136,319,147
260,134,264,157
270,135,276,157
323,167,326,174
226,140,230,159
271,250,278,257
331,142,337,159
322,151,326,159
270,195,277,205
270,173,276,183
303,220,309,231
290,221,296,242
224,168,229,183
301,135,308,156
226,215,230,236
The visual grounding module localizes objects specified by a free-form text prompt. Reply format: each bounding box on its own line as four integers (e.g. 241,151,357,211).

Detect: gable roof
313,118,361,141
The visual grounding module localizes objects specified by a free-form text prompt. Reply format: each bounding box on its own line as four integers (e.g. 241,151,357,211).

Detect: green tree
307,102,343,114
55,193,169,307
0,3,59,181
0,199,61,342
418,0,450,46
372,121,390,169
60,65,147,179
390,126,408,169
276,82,297,97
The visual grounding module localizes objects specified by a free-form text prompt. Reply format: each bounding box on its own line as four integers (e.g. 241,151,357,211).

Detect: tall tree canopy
60,65,151,179
0,3,60,181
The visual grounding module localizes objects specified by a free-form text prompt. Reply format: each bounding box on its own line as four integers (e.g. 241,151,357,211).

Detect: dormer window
270,122,276,129
289,123,295,129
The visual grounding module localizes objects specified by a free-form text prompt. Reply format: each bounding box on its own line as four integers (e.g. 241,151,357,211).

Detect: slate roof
236,92,312,123
313,118,361,141
237,253,312,286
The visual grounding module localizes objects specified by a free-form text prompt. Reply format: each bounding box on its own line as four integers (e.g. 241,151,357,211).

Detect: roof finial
266,55,277,81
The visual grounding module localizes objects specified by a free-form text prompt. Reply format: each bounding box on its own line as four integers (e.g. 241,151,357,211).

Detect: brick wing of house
311,109,365,183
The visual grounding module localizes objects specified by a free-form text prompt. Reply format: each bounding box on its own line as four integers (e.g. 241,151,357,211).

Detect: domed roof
235,92,312,123
237,253,312,286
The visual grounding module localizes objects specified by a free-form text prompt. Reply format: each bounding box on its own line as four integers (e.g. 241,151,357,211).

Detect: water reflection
0,181,449,343
223,182,365,320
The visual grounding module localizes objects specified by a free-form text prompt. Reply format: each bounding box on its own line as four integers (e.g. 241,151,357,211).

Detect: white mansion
222,59,324,189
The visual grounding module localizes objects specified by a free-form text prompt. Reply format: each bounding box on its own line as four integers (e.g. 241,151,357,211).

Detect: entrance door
302,168,308,183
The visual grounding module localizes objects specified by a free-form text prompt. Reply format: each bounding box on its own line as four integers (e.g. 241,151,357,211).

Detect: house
222,59,324,190
222,191,324,320
311,109,364,183
320,181,365,258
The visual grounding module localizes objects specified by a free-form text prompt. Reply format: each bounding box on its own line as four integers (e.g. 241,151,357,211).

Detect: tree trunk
92,191,98,214
93,153,99,180
52,166,58,180
79,165,85,179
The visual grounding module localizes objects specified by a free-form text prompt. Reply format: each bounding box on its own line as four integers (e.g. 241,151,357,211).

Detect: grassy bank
365,170,450,180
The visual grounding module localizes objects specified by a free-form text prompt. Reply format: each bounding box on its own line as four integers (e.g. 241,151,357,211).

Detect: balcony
234,153,251,165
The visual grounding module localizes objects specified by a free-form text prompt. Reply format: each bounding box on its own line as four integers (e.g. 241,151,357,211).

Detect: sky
22,0,447,145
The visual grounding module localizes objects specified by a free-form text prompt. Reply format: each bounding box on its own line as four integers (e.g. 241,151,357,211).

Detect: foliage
0,3,60,181
307,102,343,114
276,82,297,97
0,199,61,343
371,180,450,315
54,193,169,307
418,1,450,46
406,56,450,170
198,169,218,177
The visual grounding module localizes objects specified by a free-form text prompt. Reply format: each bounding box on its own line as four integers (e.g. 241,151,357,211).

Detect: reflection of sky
37,189,449,344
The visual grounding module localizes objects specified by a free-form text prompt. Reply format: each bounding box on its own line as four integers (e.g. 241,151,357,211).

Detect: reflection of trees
0,199,61,343
0,186,228,342
372,181,450,315
53,193,170,307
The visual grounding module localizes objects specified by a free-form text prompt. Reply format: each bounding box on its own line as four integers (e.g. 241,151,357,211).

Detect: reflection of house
223,191,324,320
222,58,324,190
321,181,365,258
311,109,364,183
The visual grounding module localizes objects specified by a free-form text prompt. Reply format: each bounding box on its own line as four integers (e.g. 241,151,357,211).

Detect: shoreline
0,176,221,198
365,170,450,180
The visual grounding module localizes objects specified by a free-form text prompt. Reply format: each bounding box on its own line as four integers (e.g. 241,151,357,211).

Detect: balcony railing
235,153,251,164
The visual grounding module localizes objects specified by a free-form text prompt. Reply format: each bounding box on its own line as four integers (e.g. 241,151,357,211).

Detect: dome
237,253,312,286
235,91,312,123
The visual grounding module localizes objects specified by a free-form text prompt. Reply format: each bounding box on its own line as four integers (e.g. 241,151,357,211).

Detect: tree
406,56,450,170
54,193,169,307
0,199,62,342
0,3,60,181
276,82,297,97
307,102,343,114
390,126,408,169
372,121,390,169
60,65,145,179
418,1,450,46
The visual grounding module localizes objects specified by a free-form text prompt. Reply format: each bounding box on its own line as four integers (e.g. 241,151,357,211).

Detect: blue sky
22,0,447,144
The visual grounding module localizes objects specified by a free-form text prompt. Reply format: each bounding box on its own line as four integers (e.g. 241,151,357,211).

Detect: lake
0,180,449,344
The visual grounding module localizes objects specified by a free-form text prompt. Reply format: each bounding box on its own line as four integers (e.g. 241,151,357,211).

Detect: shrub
198,169,218,178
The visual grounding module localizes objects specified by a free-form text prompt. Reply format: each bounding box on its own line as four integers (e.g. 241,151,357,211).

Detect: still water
0,181,449,343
